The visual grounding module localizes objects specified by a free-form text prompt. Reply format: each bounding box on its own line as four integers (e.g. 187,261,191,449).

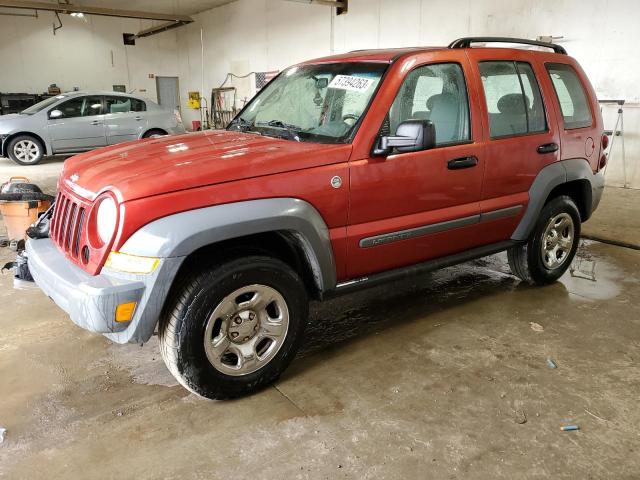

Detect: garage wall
177,0,639,188
0,11,180,104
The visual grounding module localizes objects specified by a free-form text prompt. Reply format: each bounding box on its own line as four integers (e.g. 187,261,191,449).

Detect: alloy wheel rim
14,140,40,163
204,284,289,376
541,212,574,270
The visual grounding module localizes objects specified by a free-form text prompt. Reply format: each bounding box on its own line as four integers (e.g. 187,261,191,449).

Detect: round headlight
96,196,117,244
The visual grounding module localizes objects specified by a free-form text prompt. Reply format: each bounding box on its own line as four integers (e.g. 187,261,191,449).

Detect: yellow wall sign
187,91,200,109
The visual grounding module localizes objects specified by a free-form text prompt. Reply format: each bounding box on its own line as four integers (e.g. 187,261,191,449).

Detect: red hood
61,130,352,202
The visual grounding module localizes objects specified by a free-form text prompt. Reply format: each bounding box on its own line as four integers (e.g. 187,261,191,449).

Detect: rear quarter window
546,63,593,129
130,98,146,112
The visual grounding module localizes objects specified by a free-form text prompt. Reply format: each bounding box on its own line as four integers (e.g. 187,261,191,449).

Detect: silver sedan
0,91,186,165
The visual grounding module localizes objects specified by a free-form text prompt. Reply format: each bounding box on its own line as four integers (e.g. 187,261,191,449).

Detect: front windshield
21,95,66,115
228,62,387,143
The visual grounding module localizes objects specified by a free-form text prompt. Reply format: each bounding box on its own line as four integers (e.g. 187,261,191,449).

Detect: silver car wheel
13,139,41,164
204,284,289,376
541,212,574,270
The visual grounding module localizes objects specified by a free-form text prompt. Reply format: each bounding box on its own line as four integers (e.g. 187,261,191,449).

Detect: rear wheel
507,195,580,285
142,129,167,138
7,135,44,165
159,255,309,399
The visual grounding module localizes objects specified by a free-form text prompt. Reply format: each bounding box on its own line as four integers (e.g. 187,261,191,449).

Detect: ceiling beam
0,1,193,23
135,20,191,38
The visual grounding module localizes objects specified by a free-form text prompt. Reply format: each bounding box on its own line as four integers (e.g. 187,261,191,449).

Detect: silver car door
47,95,106,152
104,96,148,145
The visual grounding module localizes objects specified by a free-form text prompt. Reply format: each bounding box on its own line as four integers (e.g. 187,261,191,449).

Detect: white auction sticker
328,75,374,92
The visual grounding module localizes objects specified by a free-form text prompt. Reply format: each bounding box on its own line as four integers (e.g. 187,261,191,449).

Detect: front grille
50,192,87,260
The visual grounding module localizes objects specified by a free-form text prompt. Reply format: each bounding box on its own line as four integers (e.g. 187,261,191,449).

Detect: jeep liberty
26,37,605,399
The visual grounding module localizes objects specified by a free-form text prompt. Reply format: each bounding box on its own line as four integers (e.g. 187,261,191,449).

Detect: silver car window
54,96,103,118
105,96,146,114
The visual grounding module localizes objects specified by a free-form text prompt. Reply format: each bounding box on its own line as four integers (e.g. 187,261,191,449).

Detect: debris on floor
530,322,545,332
515,410,527,424
0,427,6,444
546,358,558,369
2,250,35,288
560,425,580,432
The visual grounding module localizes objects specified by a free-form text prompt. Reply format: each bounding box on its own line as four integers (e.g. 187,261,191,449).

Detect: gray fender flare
511,158,603,241
120,197,338,292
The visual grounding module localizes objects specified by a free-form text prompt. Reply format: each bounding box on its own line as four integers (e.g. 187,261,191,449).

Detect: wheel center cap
228,310,259,343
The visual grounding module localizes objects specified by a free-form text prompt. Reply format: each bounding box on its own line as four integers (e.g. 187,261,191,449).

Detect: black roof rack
448,37,567,55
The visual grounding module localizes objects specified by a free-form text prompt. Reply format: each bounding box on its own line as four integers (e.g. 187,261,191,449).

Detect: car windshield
228,62,388,143
20,95,67,115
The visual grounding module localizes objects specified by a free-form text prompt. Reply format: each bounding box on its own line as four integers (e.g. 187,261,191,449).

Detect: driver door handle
447,156,478,170
135,116,143,121
537,142,559,154
90,120,102,126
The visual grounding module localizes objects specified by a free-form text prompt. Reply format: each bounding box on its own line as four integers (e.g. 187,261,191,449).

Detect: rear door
467,50,561,243
544,61,601,169
104,96,148,145
47,95,106,152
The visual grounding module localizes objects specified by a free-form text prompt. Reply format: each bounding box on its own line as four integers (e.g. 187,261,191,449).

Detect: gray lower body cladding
512,159,605,241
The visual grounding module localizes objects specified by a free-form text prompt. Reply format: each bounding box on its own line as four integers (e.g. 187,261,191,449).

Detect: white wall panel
0,12,179,103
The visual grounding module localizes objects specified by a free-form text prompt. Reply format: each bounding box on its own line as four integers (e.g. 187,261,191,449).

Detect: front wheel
159,255,309,399
7,135,45,165
507,195,581,285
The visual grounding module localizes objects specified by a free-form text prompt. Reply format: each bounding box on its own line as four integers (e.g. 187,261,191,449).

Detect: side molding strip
359,215,479,248
479,205,523,222
359,205,523,249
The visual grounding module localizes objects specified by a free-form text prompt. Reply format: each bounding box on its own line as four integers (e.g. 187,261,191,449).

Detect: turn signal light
105,251,159,274
115,302,137,323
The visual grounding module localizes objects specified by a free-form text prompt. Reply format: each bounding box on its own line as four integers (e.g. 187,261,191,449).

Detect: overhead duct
283,0,348,14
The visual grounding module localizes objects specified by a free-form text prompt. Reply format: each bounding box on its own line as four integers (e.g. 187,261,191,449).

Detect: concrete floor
1,241,639,479
1,157,639,479
582,186,640,248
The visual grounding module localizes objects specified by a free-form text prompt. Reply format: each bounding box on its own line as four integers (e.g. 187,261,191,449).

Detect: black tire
6,135,45,165
142,129,167,138
159,255,309,400
507,195,581,285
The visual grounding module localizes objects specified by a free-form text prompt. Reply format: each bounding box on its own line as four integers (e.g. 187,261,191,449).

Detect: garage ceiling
5,0,236,16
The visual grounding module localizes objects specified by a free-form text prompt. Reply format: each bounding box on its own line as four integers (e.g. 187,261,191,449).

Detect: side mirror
49,109,63,119
373,119,436,156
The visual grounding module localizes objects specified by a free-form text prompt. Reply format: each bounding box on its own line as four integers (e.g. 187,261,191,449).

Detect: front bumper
26,238,184,344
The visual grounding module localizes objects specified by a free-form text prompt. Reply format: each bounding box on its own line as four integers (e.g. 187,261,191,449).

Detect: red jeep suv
27,37,605,399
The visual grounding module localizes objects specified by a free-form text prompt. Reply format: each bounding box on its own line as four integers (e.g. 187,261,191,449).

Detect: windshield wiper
255,120,302,141
228,116,254,131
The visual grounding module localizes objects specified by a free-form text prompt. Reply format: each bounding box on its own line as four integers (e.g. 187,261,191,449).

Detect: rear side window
130,98,147,112
105,96,146,114
546,63,593,129
388,62,470,145
478,61,547,138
